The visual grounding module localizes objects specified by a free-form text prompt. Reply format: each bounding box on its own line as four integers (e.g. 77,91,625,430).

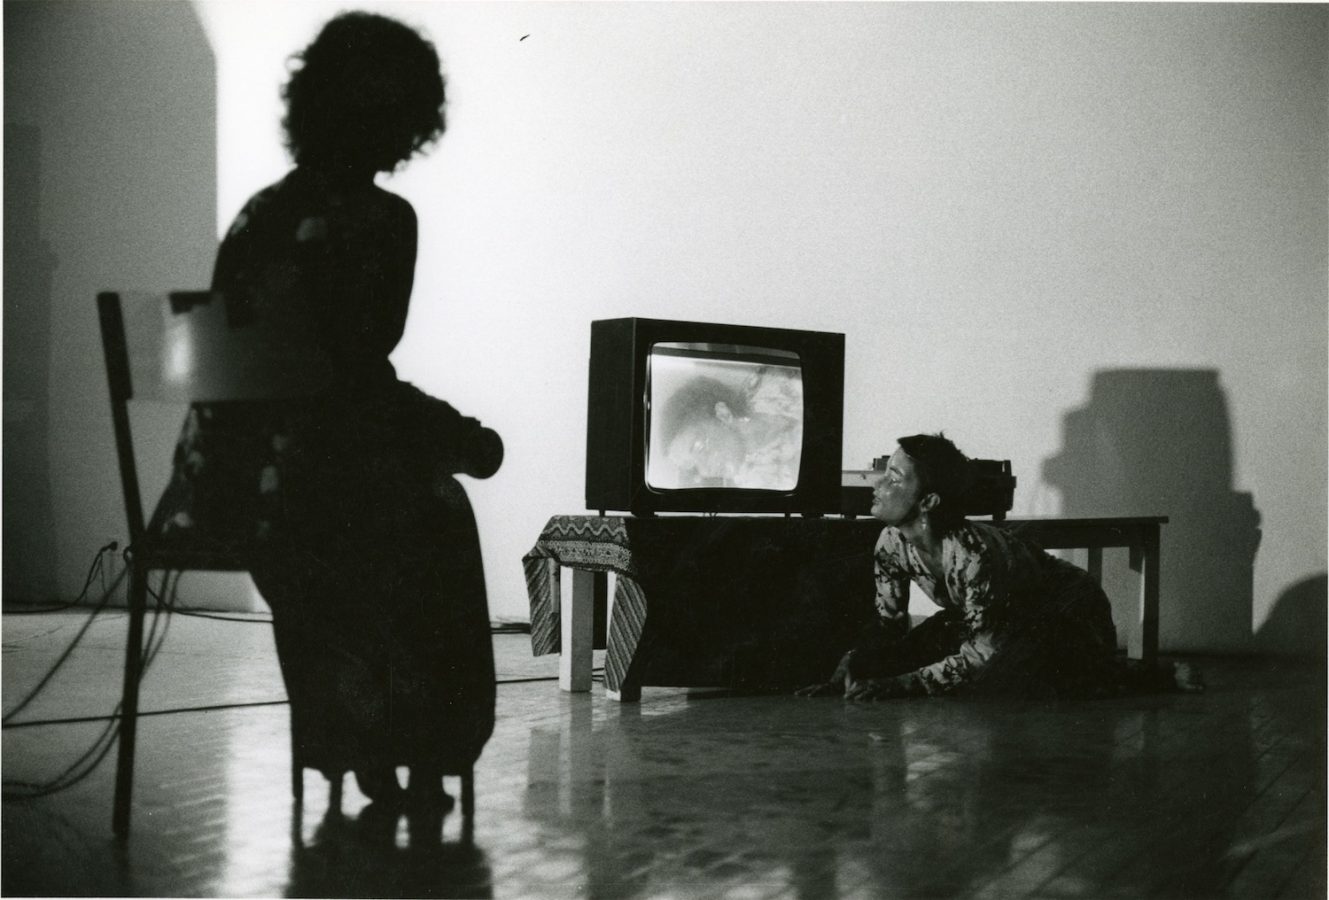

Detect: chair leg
292,755,303,805
461,769,474,818
112,564,149,839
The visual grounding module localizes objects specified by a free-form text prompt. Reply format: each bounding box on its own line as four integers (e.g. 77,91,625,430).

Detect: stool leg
112,564,149,839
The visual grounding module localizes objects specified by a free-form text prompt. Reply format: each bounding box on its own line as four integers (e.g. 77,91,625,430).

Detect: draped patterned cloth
523,516,644,692
524,515,884,693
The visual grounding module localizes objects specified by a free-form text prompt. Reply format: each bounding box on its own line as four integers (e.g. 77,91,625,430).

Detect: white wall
7,2,1326,654
4,0,221,607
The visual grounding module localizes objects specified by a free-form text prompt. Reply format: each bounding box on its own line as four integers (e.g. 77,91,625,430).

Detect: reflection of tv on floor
586,318,844,516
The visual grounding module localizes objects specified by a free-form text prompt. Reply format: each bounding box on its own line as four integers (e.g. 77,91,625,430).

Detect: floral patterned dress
853,520,1119,698
150,167,497,777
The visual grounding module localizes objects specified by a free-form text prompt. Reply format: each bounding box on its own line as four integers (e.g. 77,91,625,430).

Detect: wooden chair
98,290,480,837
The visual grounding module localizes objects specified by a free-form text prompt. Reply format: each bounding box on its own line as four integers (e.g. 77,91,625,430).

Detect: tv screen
586,318,844,516
645,343,803,492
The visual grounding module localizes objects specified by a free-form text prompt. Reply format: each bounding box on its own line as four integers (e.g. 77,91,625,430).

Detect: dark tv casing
585,317,845,516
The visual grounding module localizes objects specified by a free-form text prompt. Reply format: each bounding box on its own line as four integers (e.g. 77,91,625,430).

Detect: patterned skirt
856,559,1123,699
150,384,496,775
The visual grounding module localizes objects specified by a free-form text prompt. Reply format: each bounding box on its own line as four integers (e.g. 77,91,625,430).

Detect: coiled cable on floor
3,567,178,800
3,564,584,800
2,554,129,725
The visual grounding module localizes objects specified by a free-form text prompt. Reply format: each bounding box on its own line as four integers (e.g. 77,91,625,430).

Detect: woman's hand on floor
795,650,856,697
844,674,911,701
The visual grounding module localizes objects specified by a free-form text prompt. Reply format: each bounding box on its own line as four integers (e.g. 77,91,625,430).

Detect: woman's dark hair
282,11,446,173
897,433,972,525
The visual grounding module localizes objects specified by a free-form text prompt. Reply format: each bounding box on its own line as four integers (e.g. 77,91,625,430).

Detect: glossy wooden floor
3,609,1324,898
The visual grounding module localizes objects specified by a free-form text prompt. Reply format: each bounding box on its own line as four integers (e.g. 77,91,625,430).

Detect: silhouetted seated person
798,434,1201,700
151,12,499,810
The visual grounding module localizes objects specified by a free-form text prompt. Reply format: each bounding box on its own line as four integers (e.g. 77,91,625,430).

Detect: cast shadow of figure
1044,369,1262,653
1255,573,1327,658
287,804,492,899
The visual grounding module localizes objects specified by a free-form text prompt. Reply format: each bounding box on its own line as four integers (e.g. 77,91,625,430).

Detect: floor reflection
520,689,1270,899
523,695,855,896
2,625,1320,898
287,802,491,899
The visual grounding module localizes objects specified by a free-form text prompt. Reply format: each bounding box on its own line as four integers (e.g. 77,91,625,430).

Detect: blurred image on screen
646,343,803,491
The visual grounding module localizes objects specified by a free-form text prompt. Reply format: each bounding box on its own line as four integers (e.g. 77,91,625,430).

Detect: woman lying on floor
798,433,1201,701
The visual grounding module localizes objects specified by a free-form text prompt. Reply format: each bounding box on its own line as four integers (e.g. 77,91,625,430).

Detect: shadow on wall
3,124,58,603
1255,574,1327,659
1044,369,1262,654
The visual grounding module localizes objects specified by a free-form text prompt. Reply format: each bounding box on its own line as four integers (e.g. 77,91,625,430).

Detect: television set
585,317,845,516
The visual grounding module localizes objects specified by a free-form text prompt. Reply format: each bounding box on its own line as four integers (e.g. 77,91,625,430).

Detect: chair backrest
98,291,331,549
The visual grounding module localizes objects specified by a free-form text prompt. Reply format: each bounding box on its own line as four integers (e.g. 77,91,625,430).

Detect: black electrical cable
5,710,121,799
139,570,177,675
2,666,603,732
3,699,294,730
129,613,540,633
1,566,127,724
1,547,134,798
1,620,90,650
3,561,570,799
3,567,177,800
170,608,272,624
2,541,118,615
4,572,180,799
5,546,534,635
158,610,534,634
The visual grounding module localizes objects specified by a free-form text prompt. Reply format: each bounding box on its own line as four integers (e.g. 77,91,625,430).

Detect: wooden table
524,515,1166,701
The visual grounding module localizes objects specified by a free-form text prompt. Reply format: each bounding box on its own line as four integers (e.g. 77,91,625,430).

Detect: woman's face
871,447,926,525
666,417,745,485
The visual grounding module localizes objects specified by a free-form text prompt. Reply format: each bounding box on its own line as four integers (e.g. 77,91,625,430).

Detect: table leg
559,567,596,692
1127,528,1161,665
606,682,641,702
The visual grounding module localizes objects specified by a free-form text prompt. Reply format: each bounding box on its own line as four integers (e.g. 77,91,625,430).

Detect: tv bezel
586,317,845,516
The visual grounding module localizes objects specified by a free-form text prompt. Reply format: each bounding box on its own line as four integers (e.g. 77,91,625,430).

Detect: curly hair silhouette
282,11,446,174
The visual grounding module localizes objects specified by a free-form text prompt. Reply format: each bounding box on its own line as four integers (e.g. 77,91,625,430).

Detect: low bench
525,514,1165,701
